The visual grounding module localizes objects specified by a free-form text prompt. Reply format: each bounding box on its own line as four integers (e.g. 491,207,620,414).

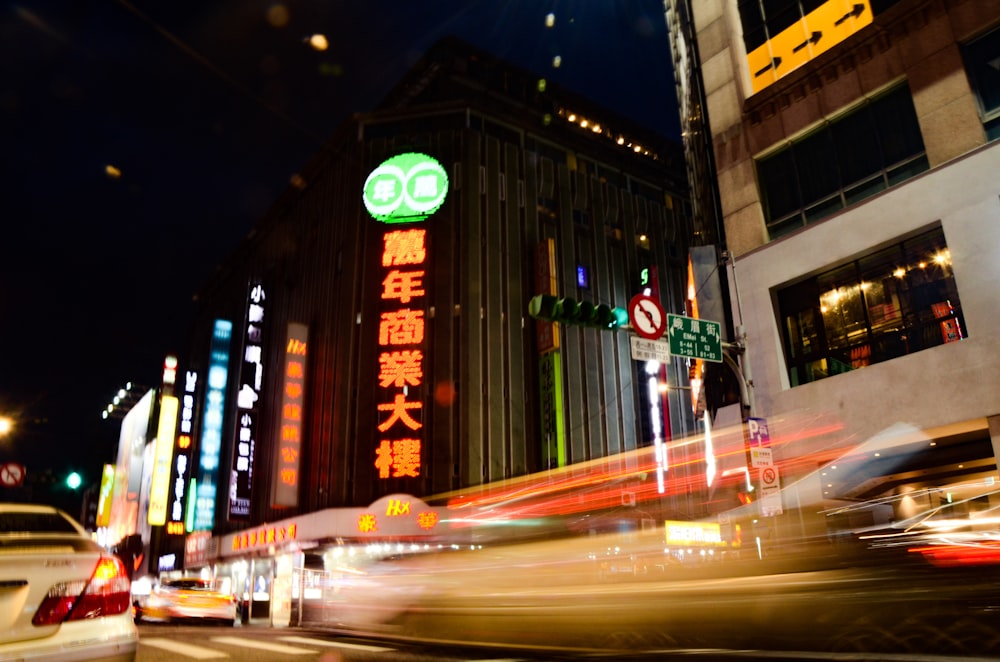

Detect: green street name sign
667,314,722,362
362,152,449,223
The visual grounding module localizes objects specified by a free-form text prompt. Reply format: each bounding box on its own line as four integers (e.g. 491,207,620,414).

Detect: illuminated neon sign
232,523,298,552
273,322,308,507
147,394,178,526
96,464,115,528
229,281,266,520
355,497,440,534
374,228,427,480
362,152,449,223
194,319,233,530
169,370,197,533
664,520,726,547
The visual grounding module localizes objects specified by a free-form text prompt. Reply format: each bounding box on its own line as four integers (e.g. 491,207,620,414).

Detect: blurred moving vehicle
135,577,237,626
0,503,137,661
324,519,1000,656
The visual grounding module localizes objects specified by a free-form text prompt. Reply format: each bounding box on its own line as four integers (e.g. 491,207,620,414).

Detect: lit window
777,226,965,386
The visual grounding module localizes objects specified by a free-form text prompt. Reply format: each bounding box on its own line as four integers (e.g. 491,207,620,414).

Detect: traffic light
65,471,82,490
528,295,628,330
528,294,560,320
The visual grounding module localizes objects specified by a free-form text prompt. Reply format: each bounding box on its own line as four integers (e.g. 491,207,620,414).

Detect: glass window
762,0,800,37
738,0,766,51
871,88,924,165
962,26,1000,142
777,226,966,386
833,107,880,185
759,149,801,221
0,511,80,534
794,129,839,206
758,85,928,238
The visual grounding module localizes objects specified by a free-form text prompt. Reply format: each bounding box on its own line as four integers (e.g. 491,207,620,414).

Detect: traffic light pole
721,328,755,420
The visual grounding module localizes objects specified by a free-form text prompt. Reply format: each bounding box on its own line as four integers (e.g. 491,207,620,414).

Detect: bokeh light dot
266,4,290,27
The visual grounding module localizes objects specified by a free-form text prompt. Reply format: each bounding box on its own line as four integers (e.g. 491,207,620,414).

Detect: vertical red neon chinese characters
375,228,427,479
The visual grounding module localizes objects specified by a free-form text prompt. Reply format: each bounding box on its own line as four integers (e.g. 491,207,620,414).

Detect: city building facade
122,38,693,623
666,0,1000,537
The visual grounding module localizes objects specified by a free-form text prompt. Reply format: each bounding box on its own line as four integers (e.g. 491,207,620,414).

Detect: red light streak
909,543,1000,567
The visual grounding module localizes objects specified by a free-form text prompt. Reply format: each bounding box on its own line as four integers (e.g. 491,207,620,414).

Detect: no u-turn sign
1,462,26,487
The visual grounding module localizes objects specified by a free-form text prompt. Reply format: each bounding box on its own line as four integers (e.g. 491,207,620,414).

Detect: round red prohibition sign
628,294,666,340
0,462,26,488
761,467,777,487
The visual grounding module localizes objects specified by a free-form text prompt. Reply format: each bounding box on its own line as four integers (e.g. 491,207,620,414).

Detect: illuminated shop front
182,494,449,625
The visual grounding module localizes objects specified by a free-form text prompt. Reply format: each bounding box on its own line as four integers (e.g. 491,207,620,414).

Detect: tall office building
148,38,692,610
666,0,1000,534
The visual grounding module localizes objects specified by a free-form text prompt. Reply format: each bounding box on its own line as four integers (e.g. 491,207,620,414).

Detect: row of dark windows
756,24,999,242
758,84,928,239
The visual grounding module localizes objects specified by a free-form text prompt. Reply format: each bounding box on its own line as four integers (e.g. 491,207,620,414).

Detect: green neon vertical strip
552,351,566,468
185,478,197,532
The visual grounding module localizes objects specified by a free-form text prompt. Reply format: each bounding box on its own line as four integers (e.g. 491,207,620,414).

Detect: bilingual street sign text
667,314,723,362
630,336,670,363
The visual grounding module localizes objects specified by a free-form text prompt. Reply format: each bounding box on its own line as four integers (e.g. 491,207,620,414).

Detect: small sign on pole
629,336,670,362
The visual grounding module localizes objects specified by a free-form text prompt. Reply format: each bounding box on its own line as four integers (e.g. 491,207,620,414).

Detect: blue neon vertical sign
194,319,232,530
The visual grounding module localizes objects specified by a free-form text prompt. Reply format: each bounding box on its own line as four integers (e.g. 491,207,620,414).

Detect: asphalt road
135,624,997,662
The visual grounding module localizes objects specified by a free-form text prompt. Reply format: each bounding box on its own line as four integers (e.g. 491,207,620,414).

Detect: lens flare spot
434,381,457,407
266,4,290,27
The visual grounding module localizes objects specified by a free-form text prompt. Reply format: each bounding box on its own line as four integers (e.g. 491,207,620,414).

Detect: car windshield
0,511,79,534
165,579,213,591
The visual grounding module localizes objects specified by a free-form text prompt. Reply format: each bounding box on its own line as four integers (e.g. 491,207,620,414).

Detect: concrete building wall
690,0,1000,258
735,142,1000,457
673,0,1000,512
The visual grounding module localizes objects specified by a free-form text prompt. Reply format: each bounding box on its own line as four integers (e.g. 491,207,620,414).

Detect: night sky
0,0,680,509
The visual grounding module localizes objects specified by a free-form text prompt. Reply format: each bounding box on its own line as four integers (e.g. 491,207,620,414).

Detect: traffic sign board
667,314,723,362
629,336,670,362
761,466,778,487
758,463,783,517
0,462,26,487
750,446,773,469
628,294,666,340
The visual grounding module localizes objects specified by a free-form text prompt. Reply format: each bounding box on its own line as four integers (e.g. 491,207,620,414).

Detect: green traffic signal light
65,471,82,490
528,295,627,330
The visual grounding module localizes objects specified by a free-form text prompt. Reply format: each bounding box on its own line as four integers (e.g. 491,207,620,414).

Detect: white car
0,503,138,661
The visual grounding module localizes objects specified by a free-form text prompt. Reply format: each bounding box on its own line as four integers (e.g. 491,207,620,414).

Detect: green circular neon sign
362,152,449,223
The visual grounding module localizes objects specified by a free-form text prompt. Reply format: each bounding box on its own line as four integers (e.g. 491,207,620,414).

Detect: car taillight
32,555,132,625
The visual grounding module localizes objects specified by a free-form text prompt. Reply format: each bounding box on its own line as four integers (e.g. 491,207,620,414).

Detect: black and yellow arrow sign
747,0,872,94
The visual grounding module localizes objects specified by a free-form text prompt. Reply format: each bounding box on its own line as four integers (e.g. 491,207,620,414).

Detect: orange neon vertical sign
375,228,427,479
272,322,308,507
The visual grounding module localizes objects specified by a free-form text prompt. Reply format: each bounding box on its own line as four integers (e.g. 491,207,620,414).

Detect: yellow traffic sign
748,0,873,94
